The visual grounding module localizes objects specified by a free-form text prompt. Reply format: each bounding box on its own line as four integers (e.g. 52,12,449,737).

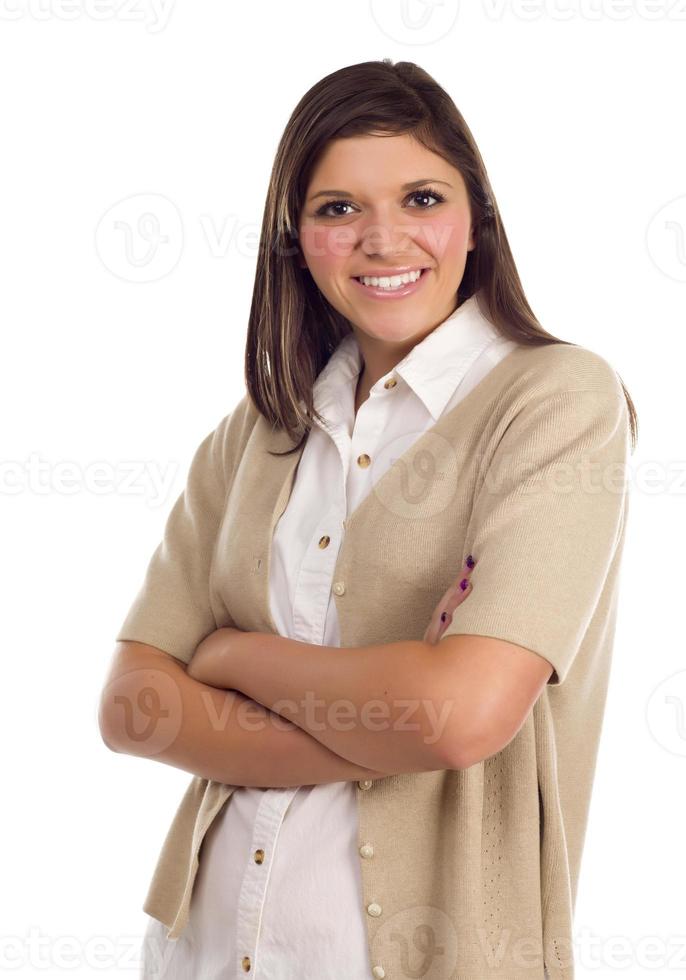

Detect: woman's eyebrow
307,177,453,202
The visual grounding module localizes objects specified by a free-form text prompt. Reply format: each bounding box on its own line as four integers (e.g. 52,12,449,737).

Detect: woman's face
298,133,475,347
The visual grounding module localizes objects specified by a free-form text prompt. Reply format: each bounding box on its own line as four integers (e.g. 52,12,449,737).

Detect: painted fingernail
440,611,447,622
465,555,475,568
459,578,469,591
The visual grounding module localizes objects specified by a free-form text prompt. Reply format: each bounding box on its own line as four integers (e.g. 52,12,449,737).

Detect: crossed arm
99,628,472,791
186,628,464,773
101,628,550,785
98,638,451,790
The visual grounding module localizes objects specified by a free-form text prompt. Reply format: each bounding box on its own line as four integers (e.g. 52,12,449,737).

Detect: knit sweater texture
116,337,631,979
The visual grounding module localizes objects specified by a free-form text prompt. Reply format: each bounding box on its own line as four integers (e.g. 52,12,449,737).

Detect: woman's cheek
419,213,472,262
300,223,355,272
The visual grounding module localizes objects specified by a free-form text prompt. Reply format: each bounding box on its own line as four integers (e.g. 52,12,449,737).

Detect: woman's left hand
423,556,475,646
187,626,247,688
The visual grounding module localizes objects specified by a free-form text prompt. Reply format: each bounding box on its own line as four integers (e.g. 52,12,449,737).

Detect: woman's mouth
350,267,431,300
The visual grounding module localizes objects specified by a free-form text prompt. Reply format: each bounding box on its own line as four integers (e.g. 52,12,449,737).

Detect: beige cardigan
115,339,630,979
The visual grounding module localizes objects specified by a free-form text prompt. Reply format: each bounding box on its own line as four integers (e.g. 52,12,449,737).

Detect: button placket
291,504,343,644
235,789,295,977
349,387,387,514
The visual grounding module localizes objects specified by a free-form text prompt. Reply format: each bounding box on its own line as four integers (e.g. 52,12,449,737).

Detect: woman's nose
360,221,413,258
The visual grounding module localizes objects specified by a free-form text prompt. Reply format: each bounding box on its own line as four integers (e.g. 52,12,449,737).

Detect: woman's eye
317,201,355,218
407,188,444,208
315,188,445,218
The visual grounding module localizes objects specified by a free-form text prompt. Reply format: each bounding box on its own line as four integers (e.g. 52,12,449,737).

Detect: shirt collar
312,293,501,423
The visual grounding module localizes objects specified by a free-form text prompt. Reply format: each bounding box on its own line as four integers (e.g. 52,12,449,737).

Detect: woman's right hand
423,555,476,646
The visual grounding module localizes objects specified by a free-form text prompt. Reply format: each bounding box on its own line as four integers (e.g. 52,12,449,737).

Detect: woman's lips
350,267,431,300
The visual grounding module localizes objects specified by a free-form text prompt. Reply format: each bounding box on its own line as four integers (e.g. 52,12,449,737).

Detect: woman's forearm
101,650,395,788
223,690,394,787
213,631,455,773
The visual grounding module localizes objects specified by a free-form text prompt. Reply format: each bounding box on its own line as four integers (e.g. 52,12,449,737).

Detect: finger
443,576,474,616
435,557,475,609
436,574,475,638
453,554,475,588
425,557,476,645
424,583,469,645
439,568,474,618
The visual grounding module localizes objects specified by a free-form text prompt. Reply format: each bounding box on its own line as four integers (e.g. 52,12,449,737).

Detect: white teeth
357,269,423,289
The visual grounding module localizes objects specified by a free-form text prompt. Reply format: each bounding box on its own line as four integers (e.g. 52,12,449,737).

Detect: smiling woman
104,58,637,980
299,138,473,321
297,132,478,404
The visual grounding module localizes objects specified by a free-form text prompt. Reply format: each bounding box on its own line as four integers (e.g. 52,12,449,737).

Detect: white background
1,1,683,976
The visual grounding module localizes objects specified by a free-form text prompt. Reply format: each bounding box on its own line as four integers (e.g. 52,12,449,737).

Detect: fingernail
440,611,447,622
465,555,475,569
459,578,469,591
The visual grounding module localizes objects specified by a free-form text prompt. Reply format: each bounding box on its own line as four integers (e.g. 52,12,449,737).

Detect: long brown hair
245,58,638,456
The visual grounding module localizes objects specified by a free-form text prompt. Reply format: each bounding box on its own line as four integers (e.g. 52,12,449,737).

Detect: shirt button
241,955,251,971
333,581,346,596
318,535,330,549
359,843,374,858
372,966,386,979
367,902,382,917
358,779,373,790
383,378,397,390
357,453,371,468
253,848,264,864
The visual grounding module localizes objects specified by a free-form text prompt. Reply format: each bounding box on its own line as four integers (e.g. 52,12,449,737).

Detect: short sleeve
440,374,630,686
114,412,232,666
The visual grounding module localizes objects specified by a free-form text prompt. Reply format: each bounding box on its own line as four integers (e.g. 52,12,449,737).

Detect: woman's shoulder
210,391,262,476
504,339,625,402
215,390,260,433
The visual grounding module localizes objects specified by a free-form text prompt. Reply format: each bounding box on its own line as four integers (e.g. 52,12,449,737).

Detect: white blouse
140,295,520,979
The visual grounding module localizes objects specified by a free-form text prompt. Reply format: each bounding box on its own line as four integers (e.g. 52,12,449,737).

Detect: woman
102,59,636,979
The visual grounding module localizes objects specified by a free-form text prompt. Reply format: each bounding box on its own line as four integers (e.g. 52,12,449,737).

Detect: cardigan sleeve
114,412,233,666
440,371,630,687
